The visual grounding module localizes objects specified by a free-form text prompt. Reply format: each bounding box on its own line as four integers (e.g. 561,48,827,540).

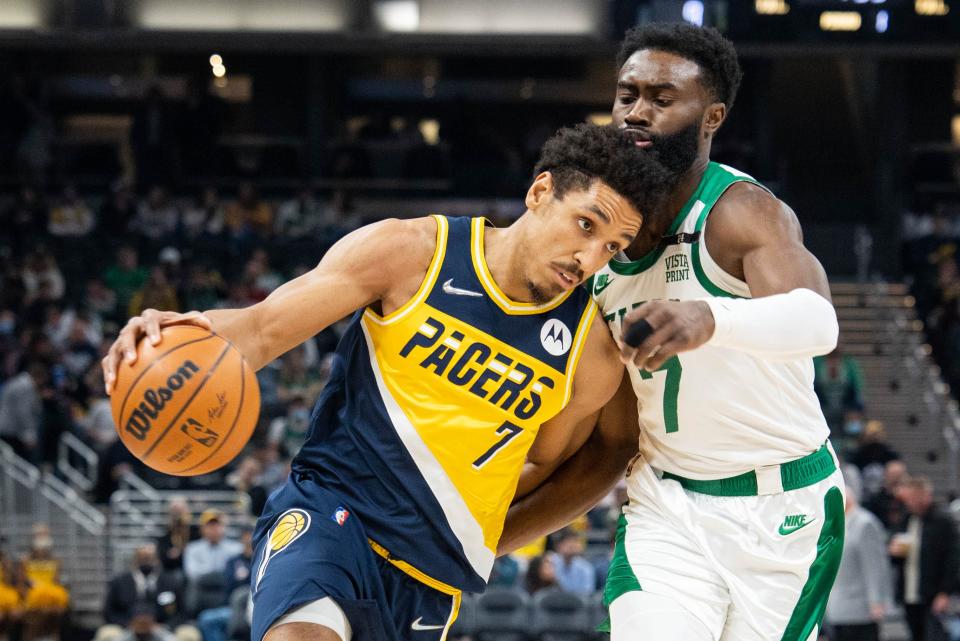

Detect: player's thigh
609,591,713,641
264,622,342,641
251,505,380,641
264,597,352,641
611,499,729,638
714,479,845,641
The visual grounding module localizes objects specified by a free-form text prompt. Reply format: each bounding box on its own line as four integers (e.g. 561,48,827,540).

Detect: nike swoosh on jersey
442,278,483,297
778,518,816,536
411,616,446,631
593,277,613,296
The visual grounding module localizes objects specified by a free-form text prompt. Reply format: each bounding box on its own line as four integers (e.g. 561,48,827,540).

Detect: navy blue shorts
251,473,461,641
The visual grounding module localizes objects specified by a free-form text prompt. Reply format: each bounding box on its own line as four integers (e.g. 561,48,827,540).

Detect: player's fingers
101,352,118,395
620,307,672,366
643,337,685,371
631,322,678,371
142,309,164,346
119,317,145,364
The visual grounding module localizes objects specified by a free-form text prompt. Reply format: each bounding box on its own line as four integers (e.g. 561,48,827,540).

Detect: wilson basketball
110,325,260,476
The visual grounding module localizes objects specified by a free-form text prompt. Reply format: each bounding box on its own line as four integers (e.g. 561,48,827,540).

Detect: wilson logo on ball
124,360,201,441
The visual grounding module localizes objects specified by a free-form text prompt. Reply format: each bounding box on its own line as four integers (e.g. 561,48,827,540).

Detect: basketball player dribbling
101,124,671,641
501,24,845,641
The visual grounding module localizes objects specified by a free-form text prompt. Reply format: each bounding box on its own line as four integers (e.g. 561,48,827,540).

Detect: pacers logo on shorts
255,509,311,591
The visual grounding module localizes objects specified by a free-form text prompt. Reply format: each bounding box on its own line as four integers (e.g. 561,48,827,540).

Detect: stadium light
373,0,420,32
875,9,889,32
756,0,790,15
952,115,960,146
209,54,223,67
682,1,704,25
915,0,949,15
212,64,227,78
820,11,862,30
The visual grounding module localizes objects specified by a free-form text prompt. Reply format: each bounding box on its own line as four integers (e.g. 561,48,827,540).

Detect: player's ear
703,102,726,137
525,171,554,212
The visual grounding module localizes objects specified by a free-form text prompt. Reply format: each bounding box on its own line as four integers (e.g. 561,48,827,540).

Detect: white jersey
591,162,830,478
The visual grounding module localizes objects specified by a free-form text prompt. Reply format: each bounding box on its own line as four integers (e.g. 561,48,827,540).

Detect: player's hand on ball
102,308,212,395
620,300,715,371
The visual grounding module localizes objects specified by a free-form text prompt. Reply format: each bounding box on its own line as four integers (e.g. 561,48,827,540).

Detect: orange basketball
110,325,260,476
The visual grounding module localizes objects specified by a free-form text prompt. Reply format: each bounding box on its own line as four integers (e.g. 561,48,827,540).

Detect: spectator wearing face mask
21,524,69,641
104,544,184,628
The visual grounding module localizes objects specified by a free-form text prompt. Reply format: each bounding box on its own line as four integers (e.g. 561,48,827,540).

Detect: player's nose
625,99,653,127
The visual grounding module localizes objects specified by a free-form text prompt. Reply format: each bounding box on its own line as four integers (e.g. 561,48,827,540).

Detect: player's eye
617,94,634,105
606,242,620,253
578,218,592,232
654,99,672,107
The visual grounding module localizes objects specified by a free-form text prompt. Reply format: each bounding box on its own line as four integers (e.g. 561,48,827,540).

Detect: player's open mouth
554,269,577,289
622,128,653,148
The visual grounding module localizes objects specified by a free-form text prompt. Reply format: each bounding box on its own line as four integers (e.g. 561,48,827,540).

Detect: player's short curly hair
617,22,742,110
533,123,672,216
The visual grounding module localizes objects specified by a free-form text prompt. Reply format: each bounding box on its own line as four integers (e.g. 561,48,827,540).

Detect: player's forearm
702,288,838,360
498,429,636,555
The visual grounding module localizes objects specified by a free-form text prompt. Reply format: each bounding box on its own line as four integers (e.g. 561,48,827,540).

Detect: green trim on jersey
688,163,764,298
608,162,761,277
607,183,696,276
780,486,845,641
597,512,642,632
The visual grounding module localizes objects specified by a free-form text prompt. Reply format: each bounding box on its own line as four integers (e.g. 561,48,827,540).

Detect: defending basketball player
101,124,671,641
500,24,844,641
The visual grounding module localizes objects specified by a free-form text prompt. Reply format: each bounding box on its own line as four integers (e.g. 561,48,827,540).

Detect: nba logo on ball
332,507,350,526
540,319,572,356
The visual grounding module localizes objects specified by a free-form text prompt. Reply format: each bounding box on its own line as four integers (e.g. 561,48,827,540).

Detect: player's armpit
498,375,639,556
206,217,437,370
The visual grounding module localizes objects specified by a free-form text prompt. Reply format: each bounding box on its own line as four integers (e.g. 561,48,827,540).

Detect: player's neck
624,155,710,260
482,222,535,303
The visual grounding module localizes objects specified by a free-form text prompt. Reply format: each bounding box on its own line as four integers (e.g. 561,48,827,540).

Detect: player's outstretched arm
499,373,639,555
620,183,838,371
102,217,436,393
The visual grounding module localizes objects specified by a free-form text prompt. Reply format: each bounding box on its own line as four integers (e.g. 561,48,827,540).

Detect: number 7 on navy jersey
472,421,523,469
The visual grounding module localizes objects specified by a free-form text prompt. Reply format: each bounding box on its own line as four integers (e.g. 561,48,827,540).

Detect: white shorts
607,452,845,641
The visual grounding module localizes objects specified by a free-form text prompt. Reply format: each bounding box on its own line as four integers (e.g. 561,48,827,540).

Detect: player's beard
650,119,702,178
525,278,558,305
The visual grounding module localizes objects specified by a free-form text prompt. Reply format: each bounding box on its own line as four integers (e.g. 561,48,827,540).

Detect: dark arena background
0,1,959,640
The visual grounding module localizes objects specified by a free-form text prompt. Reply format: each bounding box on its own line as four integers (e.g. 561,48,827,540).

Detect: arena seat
475,587,530,641
185,571,227,617
531,589,592,641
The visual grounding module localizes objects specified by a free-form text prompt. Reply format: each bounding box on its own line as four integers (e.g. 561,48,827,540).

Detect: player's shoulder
710,181,802,248
360,215,439,263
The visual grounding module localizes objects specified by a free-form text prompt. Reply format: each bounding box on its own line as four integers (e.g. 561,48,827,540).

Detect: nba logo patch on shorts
332,507,350,526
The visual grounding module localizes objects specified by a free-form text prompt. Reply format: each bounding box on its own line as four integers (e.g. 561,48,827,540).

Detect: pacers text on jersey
399,316,556,421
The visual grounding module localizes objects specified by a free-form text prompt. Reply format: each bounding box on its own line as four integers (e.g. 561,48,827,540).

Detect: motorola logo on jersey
399,316,556,421
539,319,572,356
